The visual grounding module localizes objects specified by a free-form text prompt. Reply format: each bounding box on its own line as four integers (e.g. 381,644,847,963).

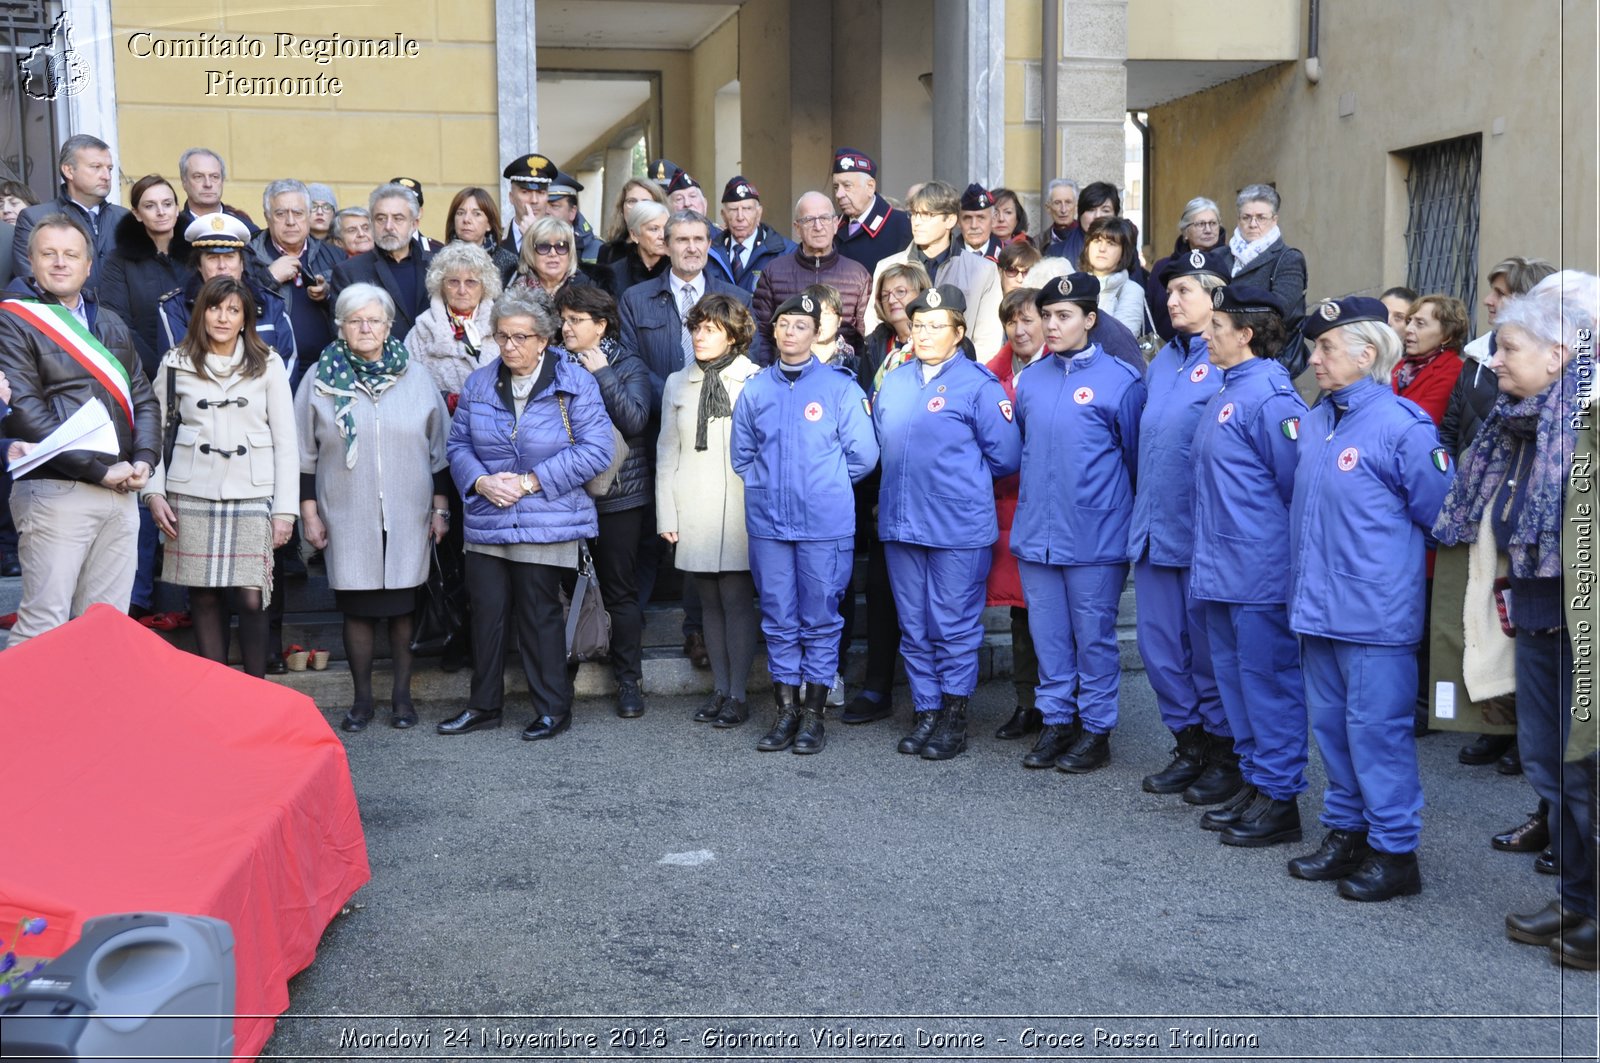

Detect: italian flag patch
1280,417,1299,440
1432,447,1450,473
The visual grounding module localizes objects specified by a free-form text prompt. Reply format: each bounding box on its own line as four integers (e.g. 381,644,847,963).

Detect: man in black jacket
0,215,161,647
10,135,130,291
331,183,434,341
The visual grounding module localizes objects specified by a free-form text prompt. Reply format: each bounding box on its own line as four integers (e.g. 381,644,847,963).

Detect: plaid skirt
162,493,274,603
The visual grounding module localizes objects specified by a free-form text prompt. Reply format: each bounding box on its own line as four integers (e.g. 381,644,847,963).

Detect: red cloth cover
0,605,370,1060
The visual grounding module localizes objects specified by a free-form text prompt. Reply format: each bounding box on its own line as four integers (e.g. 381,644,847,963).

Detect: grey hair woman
298,280,451,732
1227,183,1307,331
600,200,671,296
409,241,503,397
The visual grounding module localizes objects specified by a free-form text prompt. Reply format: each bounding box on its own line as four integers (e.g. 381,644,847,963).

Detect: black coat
580,338,653,514
11,186,131,292
97,213,195,376
1440,354,1501,456
330,244,435,341
1226,238,1308,329
599,247,667,300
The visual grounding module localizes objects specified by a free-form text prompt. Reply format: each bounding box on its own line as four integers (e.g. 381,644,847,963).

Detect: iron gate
1,0,64,197
1403,134,1482,328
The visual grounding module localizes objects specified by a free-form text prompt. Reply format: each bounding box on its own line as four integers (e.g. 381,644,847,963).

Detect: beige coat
864,245,1004,361
144,344,299,519
656,355,760,573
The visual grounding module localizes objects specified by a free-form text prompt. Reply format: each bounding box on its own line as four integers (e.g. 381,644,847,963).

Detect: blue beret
1211,284,1285,317
1035,272,1100,309
1303,296,1389,339
1160,247,1231,287
960,183,994,212
772,293,821,324
907,284,966,317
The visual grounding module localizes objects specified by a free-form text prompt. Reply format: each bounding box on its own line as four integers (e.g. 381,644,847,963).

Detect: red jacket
1393,347,1462,579
985,343,1028,608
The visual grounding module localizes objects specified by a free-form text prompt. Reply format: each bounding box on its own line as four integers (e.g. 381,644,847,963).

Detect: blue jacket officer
1285,296,1454,902
1129,247,1232,800
731,292,879,754
874,284,1021,760
1190,285,1311,848
1011,274,1145,773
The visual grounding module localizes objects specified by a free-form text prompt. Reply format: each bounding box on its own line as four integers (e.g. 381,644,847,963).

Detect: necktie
848,220,862,238
680,283,697,365
730,244,744,273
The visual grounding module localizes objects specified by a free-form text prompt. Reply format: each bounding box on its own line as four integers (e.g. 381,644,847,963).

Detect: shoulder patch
1280,416,1300,440
862,396,872,417
158,287,184,303
1431,446,1450,473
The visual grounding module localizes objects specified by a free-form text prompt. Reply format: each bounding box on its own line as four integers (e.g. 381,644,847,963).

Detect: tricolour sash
0,299,133,424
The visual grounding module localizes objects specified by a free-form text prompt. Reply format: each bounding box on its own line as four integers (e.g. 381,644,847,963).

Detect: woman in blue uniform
1190,285,1310,848
1011,274,1146,773
1286,296,1453,901
874,284,1021,760
1129,247,1231,800
731,293,879,755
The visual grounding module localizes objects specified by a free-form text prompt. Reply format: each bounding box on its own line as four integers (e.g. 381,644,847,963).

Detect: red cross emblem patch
926,396,947,413
1337,446,1359,471
998,399,1014,422
1073,387,1094,405
803,402,823,422
1217,402,1235,424
1190,364,1209,383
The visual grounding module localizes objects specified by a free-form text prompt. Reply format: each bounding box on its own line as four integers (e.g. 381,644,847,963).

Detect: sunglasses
535,242,571,256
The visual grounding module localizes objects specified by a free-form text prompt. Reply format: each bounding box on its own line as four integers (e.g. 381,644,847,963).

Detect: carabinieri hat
832,147,877,177
721,176,760,203
503,154,557,186
389,176,423,206
1210,284,1285,317
771,292,821,324
960,183,994,212
667,169,701,194
548,172,584,199
1159,246,1230,287
1303,295,1389,339
906,284,966,317
183,212,250,252
1035,272,1100,310
647,158,683,187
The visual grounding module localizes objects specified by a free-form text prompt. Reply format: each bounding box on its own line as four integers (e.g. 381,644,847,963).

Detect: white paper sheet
7,398,120,478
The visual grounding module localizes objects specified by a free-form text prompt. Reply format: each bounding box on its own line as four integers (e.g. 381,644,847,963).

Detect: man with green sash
0,214,160,648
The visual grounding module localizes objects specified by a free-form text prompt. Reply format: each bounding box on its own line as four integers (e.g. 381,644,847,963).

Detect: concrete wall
1145,0,1596,319
688,16,739,187
737,0,834,216
1127,0,1298,60
111,0,498,242
878,0,935,200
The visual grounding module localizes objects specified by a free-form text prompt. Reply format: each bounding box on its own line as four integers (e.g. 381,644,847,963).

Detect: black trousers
466,552,571,720
593,507,645,685
859,523,902,694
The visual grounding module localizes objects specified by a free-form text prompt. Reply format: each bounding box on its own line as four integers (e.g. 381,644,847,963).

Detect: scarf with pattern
314,336,410,468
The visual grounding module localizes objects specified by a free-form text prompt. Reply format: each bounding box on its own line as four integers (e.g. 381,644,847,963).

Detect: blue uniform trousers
1301,635,1422,853
748,536,853,686
884,543,990,712
1017,560,1126,732
1133,561,1225,736
1205,602,1308,800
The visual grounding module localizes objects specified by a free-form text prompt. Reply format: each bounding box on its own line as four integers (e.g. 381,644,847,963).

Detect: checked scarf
314,336,410,468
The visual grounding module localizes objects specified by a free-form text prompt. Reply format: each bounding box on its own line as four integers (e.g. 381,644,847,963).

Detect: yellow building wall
1003,0,1043,197
110,0,499,242
1145,0,1595,315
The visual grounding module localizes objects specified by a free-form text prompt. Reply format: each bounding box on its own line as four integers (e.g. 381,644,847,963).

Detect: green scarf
314,336,409,468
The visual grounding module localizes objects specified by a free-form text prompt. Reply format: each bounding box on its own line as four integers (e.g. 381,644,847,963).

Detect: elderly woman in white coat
297,281,451,733
657,293,761,727
144,276,297,678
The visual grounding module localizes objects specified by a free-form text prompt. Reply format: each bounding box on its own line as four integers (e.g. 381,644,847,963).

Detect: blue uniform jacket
1189,356,1307,605
1128,332,1221,566
873,355,1021,548
1011,346,1146,565
730,356,879,541
719,224,795,293
1288,376,1453,645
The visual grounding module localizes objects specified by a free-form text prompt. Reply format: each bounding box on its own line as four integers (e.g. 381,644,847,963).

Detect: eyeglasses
494,331,540,348
880,287,915,302
796,214,838,228
344,317,389,331
1002,266,1030,278
908,211,950,221
910,321,952,334
1186,219,1220,230
561,315,593,327
535,242,570,256
1239,212,1276,226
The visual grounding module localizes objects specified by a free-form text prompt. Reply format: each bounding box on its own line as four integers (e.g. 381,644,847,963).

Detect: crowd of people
0,135,1595,966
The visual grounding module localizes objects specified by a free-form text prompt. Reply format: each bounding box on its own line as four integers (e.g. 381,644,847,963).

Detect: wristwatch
520,472,534,494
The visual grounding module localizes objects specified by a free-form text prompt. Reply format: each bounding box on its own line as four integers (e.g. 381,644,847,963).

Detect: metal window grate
1403,134,1482,327
1,0,63,190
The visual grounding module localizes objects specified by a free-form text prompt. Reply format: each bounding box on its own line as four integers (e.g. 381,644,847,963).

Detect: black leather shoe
436,708,503,734
841,692,893,725
0,557,21,577
712,698,748,728
1553,918,1599,970
340,702,375,733
921,696,969,761
1022,721,1080,769
1459,732,1515,765
1182,734,1244,805
994,706,1043,740
1492,810,1550,852
694,693,726,722
757,684,801,751
616,681,645,719
1221,794,1302,848
1506,901,1587,946
1200,784,1258,832
1055,729,1111,773
1287,829,1372,880
1142,724,1207,794
899,709,942,756
1497,746,1523,775
792,683,827,755
1413,705,1431,737
1336,849,1422,901
520,714,571,741
1535,847,1559,875
390,700,417,729
266,657,288,676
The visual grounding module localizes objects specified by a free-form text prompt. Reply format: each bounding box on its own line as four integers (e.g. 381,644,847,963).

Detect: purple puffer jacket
448,349,614,545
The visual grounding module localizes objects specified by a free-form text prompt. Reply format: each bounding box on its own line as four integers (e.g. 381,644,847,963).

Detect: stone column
1053,0,1126,186
931,0,1005,189
496,0,539,198
601,143,638,232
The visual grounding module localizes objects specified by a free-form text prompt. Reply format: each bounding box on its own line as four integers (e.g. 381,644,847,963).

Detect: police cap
389,176,423,207
184,212,251,252
503,154,557,186
647,158,683,187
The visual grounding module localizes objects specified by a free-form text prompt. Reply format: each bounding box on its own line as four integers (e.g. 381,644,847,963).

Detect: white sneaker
826,672,845,708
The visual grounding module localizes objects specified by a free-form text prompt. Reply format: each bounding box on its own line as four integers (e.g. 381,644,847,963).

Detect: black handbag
560,542,611,663
161,364,180,467
410,543,467,654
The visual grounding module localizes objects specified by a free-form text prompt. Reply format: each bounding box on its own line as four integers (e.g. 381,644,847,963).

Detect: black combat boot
1181,733,1244,805
898,708,942,755
1141,724,1207,794
1336,849,1422,902
1287,829,1373,881
1199,784,1258,831
1220,794,1302,848
1021,720,1081,768
756,683,802,752
920,695,969,761
792,681,828,755
994,706,1043,740
1055,729,1111,773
